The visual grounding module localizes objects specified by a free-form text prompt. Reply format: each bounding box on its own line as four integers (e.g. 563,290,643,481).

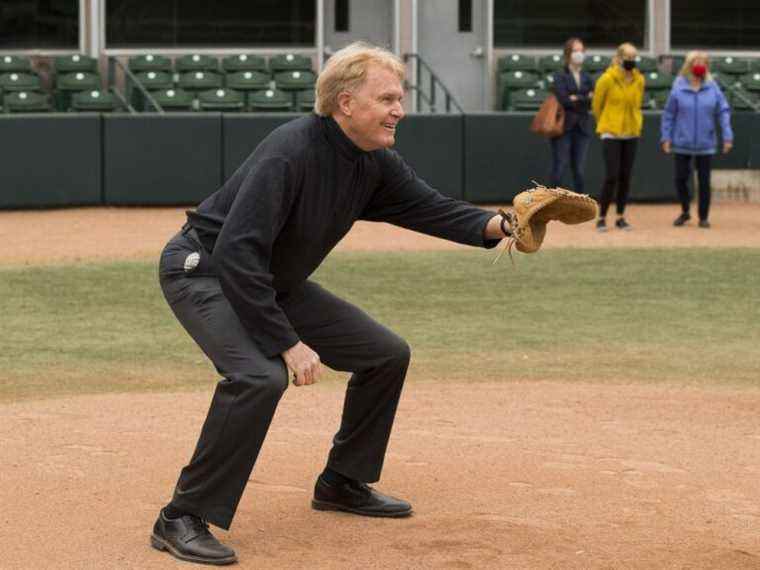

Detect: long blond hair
315,42,405,116
612,42,638,67
679,50,713,81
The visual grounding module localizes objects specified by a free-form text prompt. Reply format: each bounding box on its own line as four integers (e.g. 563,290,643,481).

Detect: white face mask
570,51,585,65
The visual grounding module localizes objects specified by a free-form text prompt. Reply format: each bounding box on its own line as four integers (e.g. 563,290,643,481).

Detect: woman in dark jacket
549,37,595,194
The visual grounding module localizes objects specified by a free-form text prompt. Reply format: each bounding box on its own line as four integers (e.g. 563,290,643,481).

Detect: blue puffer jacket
660,76,733,155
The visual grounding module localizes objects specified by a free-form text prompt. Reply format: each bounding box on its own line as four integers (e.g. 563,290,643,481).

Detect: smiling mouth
383,123,397,132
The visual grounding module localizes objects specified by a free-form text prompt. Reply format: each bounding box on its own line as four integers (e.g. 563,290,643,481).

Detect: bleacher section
0,52,317,114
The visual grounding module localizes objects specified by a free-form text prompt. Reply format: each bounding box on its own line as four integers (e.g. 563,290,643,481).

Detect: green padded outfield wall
103,114,222,205
0,114,101,208
223,114,464,200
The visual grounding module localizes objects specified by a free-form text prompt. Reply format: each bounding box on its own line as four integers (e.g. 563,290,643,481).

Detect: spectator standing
592,42,645,231
549,38,595,194
660,51,733,228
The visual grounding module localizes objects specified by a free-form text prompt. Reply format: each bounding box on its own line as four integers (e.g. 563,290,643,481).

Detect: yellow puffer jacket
592,65,645,137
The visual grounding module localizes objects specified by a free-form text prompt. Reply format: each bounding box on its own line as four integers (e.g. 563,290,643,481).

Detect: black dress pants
158,229,411,530
599,138,638,217
674,153,712,221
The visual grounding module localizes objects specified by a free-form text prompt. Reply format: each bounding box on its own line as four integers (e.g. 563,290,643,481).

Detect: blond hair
612,42,638,67
315,42,405,116
679,50,712,81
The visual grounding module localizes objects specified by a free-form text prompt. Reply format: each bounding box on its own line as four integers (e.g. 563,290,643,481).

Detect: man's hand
282,341,322,386
662,141,672,154
723,141,733,154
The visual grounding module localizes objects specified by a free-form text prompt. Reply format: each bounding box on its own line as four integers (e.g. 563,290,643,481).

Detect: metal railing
107,56,163,114
403,53,463,114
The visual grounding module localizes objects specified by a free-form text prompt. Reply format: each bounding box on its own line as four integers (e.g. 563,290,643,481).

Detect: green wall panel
0,114,101,208
103,114,222,205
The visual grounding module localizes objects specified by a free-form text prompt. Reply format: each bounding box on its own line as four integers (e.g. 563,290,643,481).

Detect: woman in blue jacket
549,37,595,194
660,51,733,228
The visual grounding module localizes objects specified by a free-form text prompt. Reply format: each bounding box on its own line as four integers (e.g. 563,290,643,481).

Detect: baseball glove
495,184,598,262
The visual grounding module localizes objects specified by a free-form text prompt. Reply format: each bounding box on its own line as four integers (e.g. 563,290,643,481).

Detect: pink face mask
692,64,707,78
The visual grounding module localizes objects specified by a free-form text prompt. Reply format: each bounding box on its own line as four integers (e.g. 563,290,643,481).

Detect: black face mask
622,60,636,71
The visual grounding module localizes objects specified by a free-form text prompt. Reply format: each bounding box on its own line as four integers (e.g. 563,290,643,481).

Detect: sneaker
151,510,237,565
615,218,632,231
673,212,691,226
596,218,607,232
699,220,711,228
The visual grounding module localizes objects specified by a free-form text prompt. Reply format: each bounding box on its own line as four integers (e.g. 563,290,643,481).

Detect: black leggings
675,153,712,221
599,139,638,217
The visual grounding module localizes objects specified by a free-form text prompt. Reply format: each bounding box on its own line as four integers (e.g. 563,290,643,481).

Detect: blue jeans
549,126,590,193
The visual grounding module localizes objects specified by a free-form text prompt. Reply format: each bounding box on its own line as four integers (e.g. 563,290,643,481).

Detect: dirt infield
3,204,760,569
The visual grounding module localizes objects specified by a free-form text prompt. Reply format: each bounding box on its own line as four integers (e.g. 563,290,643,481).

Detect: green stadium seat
650,90,670,110
0,55,32,74
249,88,293,112
268,53,312,73
222,54,268,74
499,70,540,110
710,71,737,89
539,54,564,74
510,88,549,111
714,56,750,76
751,58,760,73
729,86,759,111
225,70,271,109
668,55,685,75
150,88,195,112
128,54,172,74
634,55,658,72
0,72,42,93
178,71,223,95
54,54,98,74
274,70,316,91
198,88,245,112
643,71,674,90
585,54,611,73
498,54,537,73
541,73,555,90
741,72,760,92
54,71,101,111
295,89,315,113
3,90,51,113
175,54,219,74
72,89,120,112
131,70,173,110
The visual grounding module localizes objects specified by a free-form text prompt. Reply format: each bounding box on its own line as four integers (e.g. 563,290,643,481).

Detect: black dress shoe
151,510,237,565
312,476,412,518
673,212,691,226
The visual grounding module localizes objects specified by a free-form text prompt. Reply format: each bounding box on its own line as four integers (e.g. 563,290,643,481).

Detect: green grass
2,248,759,402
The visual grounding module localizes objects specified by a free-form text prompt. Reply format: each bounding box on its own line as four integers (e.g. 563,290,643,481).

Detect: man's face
343,65,405,151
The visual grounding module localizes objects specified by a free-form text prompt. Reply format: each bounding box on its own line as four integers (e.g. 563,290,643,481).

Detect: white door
417,0,489,111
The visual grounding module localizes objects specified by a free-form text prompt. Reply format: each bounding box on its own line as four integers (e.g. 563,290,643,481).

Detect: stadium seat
542,73,555,90
131,70,173,110
225,71,271,108
178,71,223,95
0,55,32,74
510,88,549,111
729,86,759,111
635,55,658,72
175,54,219,74
498,54,537,73
668,55,685,75
150,88,195,112
128,54,172,74
539,54,564,74
0,72,42,94
268,53,313,73
741,72,760,93
751,58,760,73
249,88,293,112
585,55,611,73
643,71,674,90
54,54,98,74
198,88,245,112
274,70,316,92
222,54,268,74
498,70,541,110
72,89,120,112
647,89,670,110
3,90,51,113
54,71,101,111
295,89,315,112
714,56,750,76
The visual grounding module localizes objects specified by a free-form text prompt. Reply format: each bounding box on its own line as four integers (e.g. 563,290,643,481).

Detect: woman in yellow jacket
592,42,645,231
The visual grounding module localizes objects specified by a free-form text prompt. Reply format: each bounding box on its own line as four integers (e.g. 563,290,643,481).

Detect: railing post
416,56,422,111
429,72,436,112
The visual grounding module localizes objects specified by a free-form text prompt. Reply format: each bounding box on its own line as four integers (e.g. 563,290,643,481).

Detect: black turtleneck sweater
186,114,499,358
